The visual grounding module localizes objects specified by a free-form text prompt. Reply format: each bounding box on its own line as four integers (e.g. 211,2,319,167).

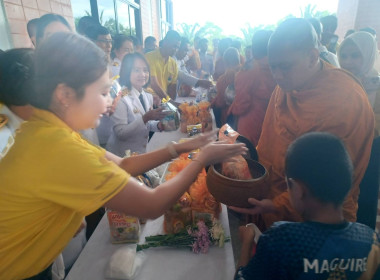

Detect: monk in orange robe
211,47,241,127
228,30,277,146
230,18,374,231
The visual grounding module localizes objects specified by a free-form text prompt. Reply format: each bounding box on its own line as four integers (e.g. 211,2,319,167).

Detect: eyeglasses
96,39,112,44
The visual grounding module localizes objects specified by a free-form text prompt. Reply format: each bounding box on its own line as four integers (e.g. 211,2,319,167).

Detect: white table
66,97,235,280
66,205,235,280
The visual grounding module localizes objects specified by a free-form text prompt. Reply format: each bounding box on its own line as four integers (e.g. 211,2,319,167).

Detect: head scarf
338,31,379,77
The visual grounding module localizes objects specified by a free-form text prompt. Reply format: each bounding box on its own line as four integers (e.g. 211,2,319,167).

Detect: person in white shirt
174,37,212,97
110,34,134,78
107,52,167,156
308,18,340,67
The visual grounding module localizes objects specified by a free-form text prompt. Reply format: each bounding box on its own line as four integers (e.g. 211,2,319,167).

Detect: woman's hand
196,141,248,166
175,130,218,154
143,107,167,123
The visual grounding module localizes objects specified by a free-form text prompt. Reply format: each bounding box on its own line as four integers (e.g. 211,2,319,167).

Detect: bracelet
167,141,179,158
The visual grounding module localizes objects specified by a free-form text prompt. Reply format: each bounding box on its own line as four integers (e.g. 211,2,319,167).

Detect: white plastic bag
105,245,145,279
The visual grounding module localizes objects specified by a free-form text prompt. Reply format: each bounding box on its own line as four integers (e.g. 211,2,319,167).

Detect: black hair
180,37,190,49
269,18,318,53
320,15,338,33
32,32,108,110
223,47,240,68
111,34,134,59
27,18,39,38
199,38,208,45
344,29,356,38
144,36,156,46
285,132,353,206
308,18,322,38
128,35,141,47
36,13,71,46
86,25,110,41
76,16,99,36
0,48,34,106
119,52,150,90
218,38,233,57
360,27,376,37
252,29,273,59
231,39,242,51
164,30,181,43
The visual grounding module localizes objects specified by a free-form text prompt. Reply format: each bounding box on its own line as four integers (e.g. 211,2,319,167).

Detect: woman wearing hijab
338,31,380,133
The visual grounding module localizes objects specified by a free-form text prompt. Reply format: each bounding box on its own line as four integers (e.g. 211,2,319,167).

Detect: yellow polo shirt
0,108,129,279
145,48,178,92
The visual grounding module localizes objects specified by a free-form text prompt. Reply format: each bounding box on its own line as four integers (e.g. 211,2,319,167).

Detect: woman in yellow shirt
0,32,246,280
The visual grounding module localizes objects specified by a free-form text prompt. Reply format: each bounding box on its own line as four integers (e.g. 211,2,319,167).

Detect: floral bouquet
137,219,229,254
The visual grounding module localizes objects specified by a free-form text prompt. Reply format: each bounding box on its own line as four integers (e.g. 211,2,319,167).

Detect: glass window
160,0,170,38
117,1,137,36
0,1,12,50
97,0,117,36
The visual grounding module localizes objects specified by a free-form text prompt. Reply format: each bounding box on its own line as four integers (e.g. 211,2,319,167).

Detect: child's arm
237,224,256,268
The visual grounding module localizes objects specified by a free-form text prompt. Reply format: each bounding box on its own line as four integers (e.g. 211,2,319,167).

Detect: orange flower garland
164,152,221,233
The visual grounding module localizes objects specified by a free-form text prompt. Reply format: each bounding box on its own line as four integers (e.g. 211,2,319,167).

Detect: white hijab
339,31,379,78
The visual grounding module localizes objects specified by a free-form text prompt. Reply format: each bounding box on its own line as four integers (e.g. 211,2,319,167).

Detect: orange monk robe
186,48,201,72
213,58,225,82
213,55,245,82
256,61,375,229
228,57,277,146
212,67,240,125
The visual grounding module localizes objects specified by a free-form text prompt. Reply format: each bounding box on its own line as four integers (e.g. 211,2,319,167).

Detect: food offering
206,124,268,208
163,152,221,234
178,101,213,133
107,209,140,244
160,99,179,131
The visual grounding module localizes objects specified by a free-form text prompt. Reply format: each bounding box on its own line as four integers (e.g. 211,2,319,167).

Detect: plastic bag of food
218,124,253,180
107,210,140,244
160,101,179,131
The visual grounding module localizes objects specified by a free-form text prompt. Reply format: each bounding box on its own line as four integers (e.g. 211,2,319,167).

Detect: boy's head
285,132,353,213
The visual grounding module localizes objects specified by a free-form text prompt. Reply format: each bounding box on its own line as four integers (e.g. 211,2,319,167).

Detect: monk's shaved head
269,18,319,54
268,18,321,92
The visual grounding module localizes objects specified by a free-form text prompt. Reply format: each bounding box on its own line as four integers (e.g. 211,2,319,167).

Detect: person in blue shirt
235,132,380,280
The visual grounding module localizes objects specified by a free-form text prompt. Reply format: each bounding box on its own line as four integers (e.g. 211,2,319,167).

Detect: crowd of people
0,11,380,280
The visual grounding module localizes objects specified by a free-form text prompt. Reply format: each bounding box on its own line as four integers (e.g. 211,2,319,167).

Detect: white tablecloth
66,205,235,280
66,97,235,280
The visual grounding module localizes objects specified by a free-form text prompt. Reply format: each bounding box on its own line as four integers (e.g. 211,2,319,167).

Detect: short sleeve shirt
236,221,380,280
145,49,178,92
0,108,130,279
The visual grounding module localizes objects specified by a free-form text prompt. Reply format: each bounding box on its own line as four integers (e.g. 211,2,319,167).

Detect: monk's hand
229,198,277,216
195,79,213,89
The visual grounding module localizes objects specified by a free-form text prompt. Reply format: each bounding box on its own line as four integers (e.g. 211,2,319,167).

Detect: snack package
107,210,140,244
160,101,179,131
187,124,202,136
164,193,192,234
219,124,253,180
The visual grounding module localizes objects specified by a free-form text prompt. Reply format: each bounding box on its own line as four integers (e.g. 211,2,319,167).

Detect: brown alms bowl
206,159,268,208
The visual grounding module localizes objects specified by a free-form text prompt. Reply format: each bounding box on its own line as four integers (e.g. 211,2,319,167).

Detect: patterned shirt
235,221,380,280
